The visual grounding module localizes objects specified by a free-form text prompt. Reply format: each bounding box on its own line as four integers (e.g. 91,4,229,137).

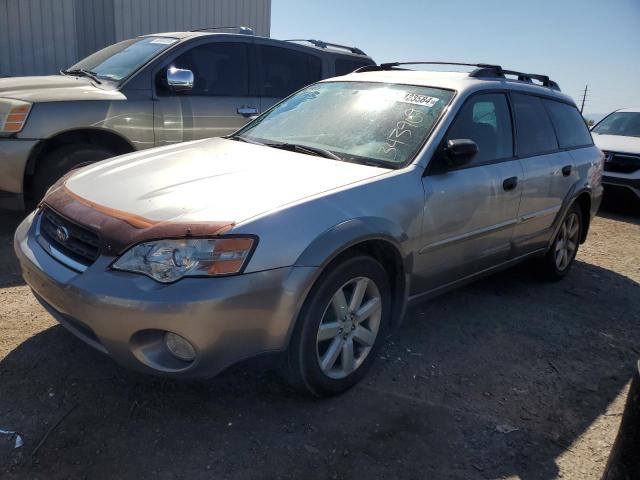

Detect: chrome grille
39,207,100,267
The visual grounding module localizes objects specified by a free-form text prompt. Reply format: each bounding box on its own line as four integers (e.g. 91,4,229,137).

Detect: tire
31,144,115,203
287,254,391,397
539,203,583,280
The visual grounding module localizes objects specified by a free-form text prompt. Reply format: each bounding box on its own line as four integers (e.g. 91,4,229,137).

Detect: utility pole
580,84,588,113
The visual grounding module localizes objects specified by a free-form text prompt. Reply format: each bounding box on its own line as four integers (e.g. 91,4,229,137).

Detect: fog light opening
164,332,196,362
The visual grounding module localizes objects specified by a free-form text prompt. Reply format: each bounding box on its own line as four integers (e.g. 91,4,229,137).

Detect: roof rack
355,61,561,91
190,26,254,35
284,39,366,56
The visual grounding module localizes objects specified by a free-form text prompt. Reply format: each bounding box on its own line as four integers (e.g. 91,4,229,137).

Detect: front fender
295,216,410,269
286,217,413,340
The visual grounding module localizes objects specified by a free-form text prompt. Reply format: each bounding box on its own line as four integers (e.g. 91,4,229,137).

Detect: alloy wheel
316,276,382,379
555,212,580,271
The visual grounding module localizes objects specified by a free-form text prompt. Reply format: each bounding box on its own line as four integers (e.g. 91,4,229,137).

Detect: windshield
67,36,178,82
592,112,640,137
236,81,454,167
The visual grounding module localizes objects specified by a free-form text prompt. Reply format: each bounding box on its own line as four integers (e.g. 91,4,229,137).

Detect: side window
543,99,593,148
258,45,322,98
335,58,373,76
446,93,513,164
511,93,558,156
165,42,248,96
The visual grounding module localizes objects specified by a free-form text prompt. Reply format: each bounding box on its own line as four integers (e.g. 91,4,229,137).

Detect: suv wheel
540,203,583,279
31,144,115,203
287,255,391,396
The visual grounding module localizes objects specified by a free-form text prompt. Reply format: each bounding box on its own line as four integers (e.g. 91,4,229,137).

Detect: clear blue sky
271,0,640,117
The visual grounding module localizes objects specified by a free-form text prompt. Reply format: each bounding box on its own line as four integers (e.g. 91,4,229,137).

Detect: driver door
153,41,259,146
413,93,523,295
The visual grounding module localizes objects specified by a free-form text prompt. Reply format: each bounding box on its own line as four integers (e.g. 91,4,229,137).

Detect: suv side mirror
443,139,478,167
166,67,194,92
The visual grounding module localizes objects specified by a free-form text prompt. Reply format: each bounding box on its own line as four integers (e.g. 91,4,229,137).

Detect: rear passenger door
254,43,323,112
153,40,259,145
510,93,576,254
415,93,523,294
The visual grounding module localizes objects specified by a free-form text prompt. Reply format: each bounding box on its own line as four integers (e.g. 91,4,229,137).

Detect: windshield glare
238,81,454,167
593,112,640,137
68,37,178,81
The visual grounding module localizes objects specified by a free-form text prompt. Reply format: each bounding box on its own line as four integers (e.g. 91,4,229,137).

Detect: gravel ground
0,198,638,479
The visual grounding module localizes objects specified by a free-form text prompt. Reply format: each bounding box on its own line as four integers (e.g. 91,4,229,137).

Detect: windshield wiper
227,135,265,146
60,68,102,84
228,136,341,160
265,142,342,161
228,135,344,161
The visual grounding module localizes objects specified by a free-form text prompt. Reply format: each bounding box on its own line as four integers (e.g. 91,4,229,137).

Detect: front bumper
0,137,38,195
14,211,317,378
603,174,640,200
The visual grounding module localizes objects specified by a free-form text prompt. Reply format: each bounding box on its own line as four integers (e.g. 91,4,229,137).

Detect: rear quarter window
511,93,559,157
543,99,593,148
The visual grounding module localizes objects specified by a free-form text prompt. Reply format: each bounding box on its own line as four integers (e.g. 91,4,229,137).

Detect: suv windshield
66,36,178,82
592,112,640,137
236,81,454,167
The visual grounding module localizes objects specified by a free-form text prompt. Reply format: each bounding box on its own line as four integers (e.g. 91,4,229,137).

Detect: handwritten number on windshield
379,107,425,161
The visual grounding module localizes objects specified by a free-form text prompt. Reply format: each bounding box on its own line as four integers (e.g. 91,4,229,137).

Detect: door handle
502,176,518,191
561,165,572,176
237,106,258,117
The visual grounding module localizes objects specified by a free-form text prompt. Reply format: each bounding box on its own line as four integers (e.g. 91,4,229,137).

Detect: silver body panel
14,70,603,378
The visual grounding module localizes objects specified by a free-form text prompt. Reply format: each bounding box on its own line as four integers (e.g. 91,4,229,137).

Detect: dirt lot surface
0,200,638,479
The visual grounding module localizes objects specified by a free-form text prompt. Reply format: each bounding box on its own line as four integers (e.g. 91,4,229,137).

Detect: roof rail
354,61,561,91
190,26,254,35
284,39,366,56
470,65,561,90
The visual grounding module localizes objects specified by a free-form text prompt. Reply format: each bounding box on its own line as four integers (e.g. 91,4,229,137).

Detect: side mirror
166,67,194,92
443,139,478,167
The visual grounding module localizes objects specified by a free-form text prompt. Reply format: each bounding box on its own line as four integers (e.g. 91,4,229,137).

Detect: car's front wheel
31,144,115,203
287,254,391,396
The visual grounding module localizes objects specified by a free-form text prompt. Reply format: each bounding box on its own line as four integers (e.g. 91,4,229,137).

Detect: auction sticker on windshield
401,93,440,107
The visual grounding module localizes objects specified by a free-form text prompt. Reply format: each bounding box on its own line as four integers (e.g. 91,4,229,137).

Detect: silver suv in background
15,62,603,396
0,28,374,208
591,108,640,203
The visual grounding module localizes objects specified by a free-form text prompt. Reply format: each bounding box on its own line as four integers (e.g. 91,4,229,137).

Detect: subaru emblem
55,226,70,243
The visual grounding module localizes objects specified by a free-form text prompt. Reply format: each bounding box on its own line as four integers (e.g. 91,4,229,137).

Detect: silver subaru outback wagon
14,62,603,396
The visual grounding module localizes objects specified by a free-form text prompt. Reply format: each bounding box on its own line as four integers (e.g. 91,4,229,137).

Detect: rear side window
543,100,592,148
335,58,373,76
511,93,558,157
168,42,248,96
446,93,513,164
258,45,322,97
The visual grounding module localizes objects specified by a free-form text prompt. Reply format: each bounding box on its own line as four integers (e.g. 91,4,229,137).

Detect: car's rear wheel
287,254,391,396
540,203,583,279
31,144,115,203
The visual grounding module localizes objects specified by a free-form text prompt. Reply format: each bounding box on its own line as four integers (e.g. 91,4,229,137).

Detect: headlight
0,99,32,134
112,237,256,283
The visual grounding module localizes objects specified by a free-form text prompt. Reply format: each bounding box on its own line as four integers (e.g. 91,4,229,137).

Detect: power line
580,84,588,114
